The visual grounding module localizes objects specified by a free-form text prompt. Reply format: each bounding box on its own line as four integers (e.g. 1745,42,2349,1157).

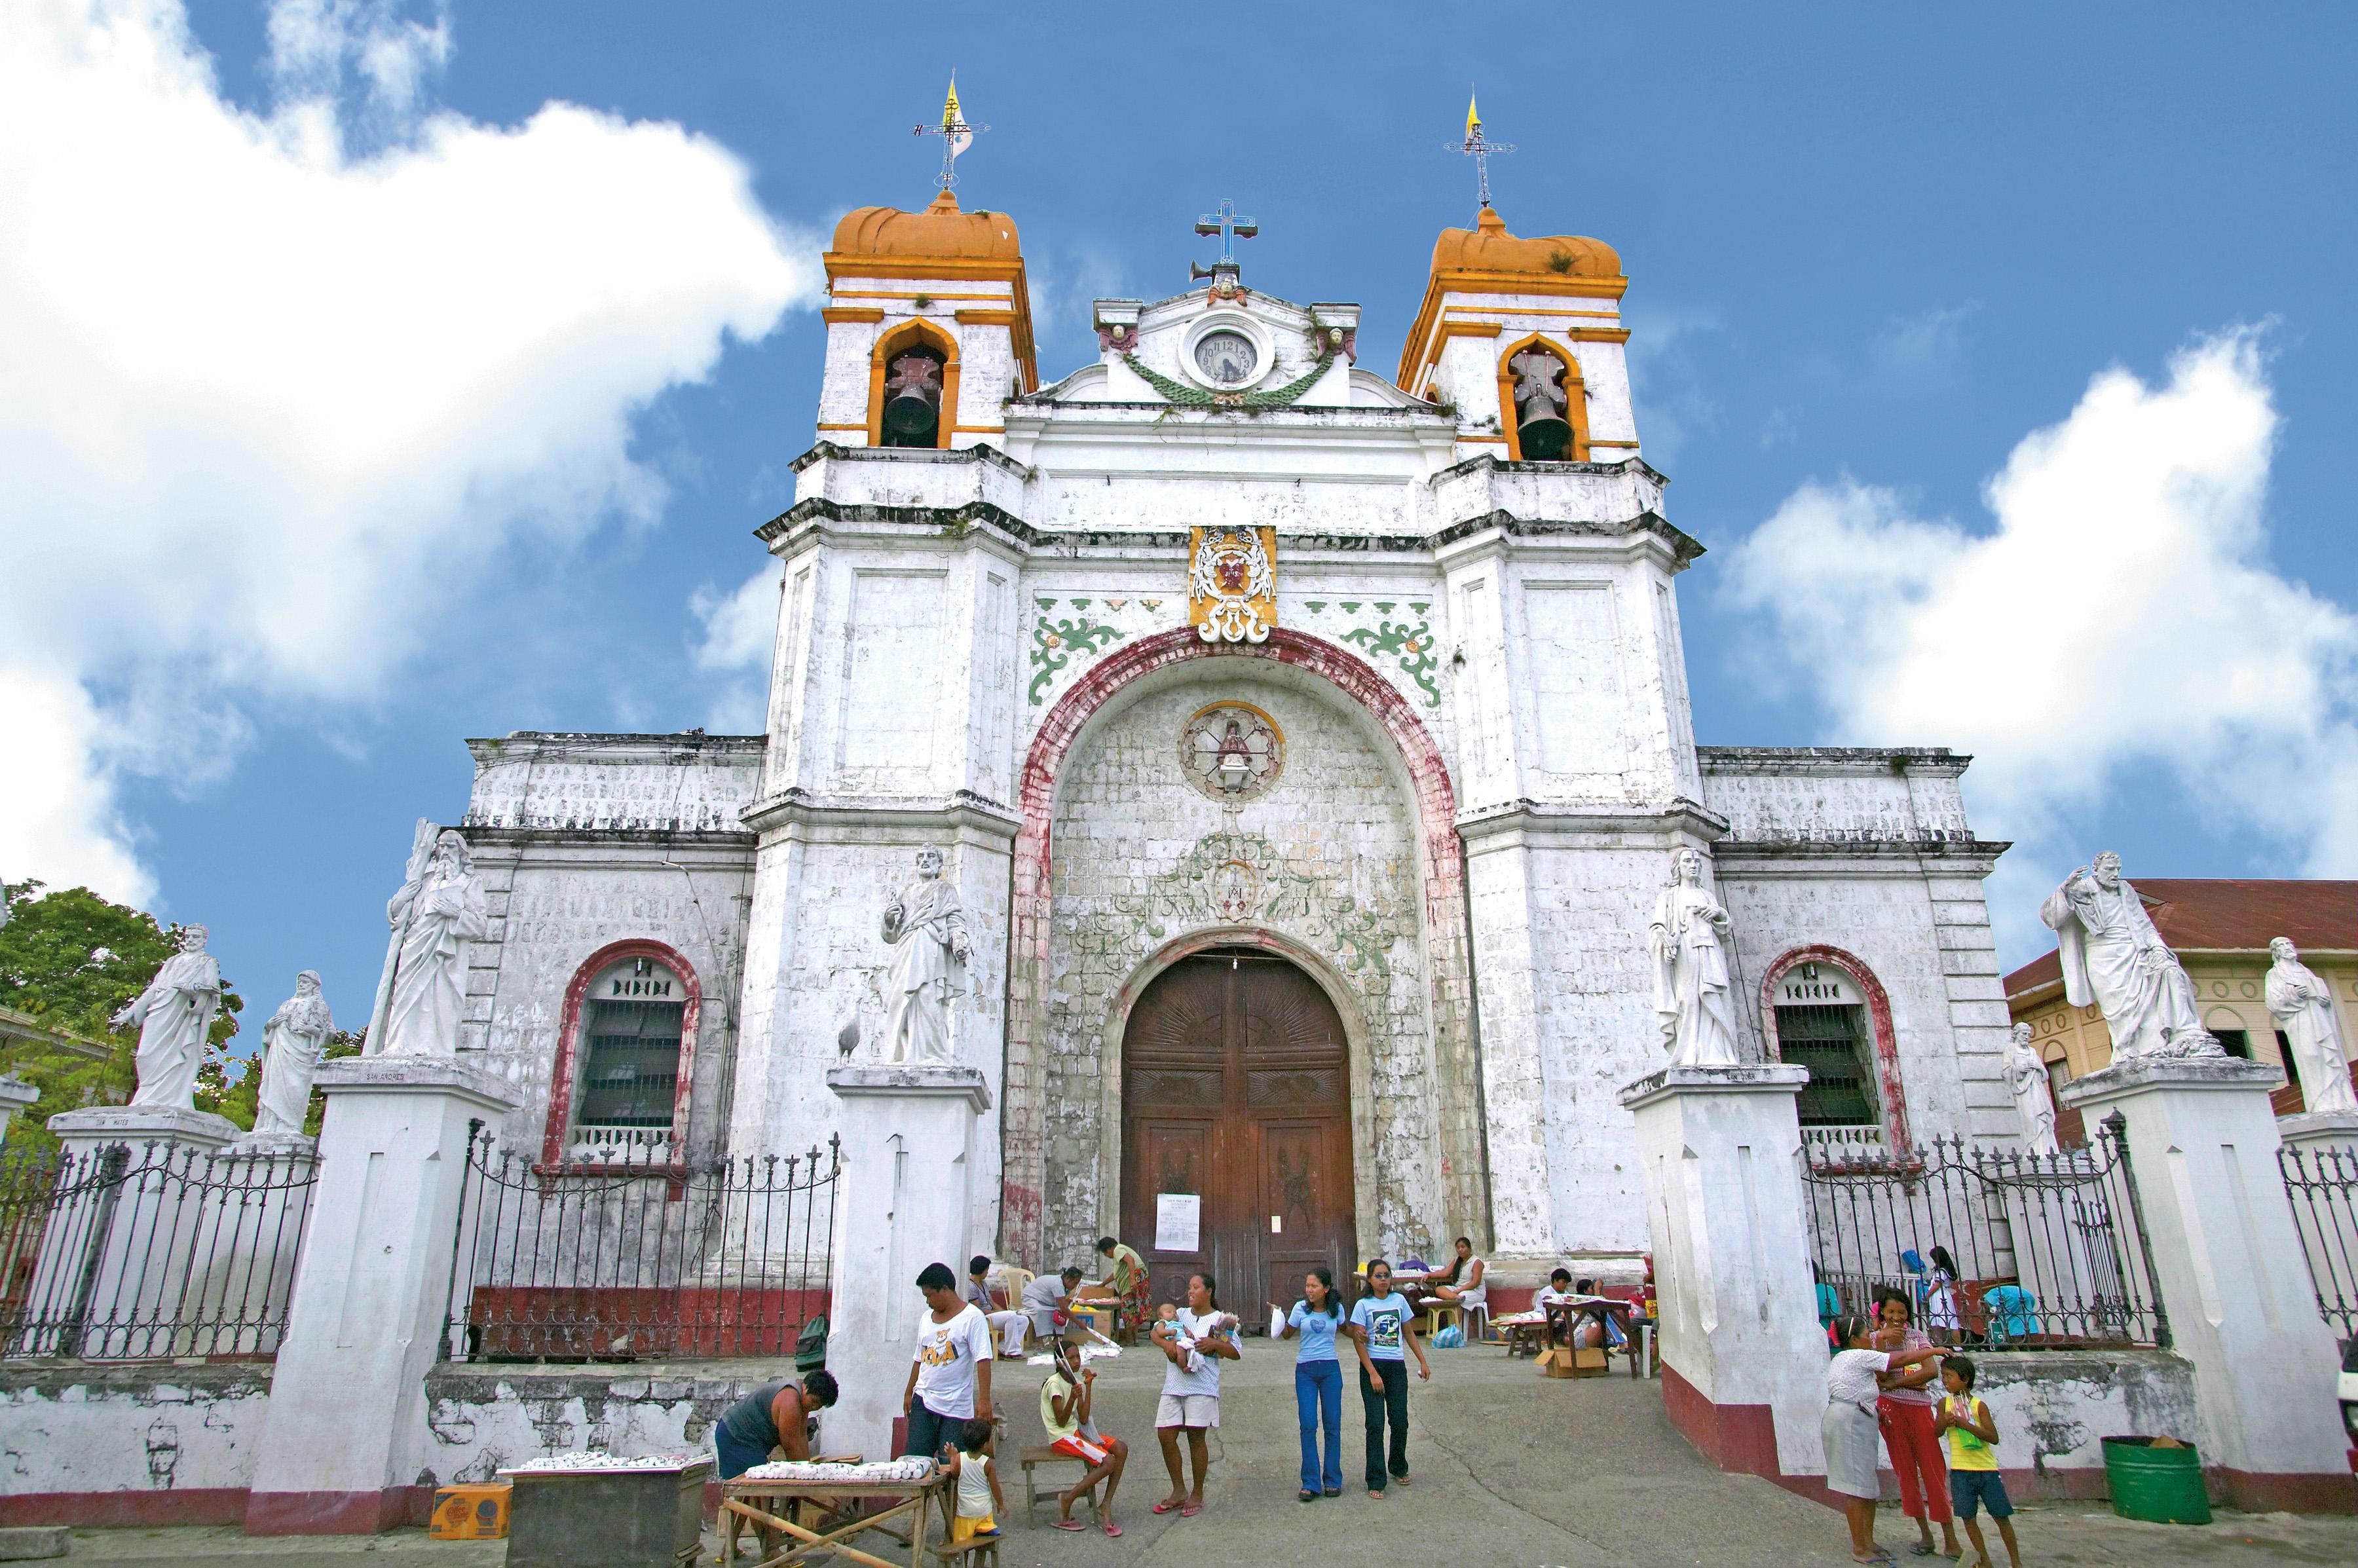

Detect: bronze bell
882,349,945,447
1508,347,1573,460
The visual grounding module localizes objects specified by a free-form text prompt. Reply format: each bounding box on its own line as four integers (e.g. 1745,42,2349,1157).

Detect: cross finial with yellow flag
914,75,988,193
1446,90,1514,211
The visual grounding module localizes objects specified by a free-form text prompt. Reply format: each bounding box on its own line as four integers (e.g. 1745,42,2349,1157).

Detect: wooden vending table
719,1464,952,1568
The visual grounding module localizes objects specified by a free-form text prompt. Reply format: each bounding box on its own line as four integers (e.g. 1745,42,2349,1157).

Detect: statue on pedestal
253,971,333,1136
114,925,221,1110
2039,852,2219,1060
2266,937,2357,1115
1650,847,1742,1069
882,848,969,1065
376,830,489,1057
2005,1022,2060,1155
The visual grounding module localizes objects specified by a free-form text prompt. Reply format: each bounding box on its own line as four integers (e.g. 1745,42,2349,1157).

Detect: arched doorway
1121,949,1357,1315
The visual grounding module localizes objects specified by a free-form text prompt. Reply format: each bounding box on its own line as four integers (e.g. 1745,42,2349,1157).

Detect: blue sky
5,1,2353,1045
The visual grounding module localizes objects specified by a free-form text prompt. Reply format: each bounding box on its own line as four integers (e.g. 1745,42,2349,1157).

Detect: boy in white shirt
901,1261,996,1460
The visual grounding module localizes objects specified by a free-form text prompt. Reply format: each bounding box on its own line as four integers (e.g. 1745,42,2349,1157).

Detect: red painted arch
1000,625,1465,1267
1758,944,1911,1154
540,937,703,1172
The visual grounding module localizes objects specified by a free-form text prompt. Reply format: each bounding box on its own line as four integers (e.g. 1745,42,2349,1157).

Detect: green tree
1,881,244,1154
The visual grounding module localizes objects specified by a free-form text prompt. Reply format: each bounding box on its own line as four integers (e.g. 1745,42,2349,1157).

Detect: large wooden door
1121,952,1355,1322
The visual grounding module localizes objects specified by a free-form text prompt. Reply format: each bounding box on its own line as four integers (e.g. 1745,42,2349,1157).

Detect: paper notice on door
1155,1193,1202,1253
1270,1214,1282,1234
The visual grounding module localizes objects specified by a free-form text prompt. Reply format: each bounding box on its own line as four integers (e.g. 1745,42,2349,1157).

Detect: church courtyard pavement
42,1346,2358,1567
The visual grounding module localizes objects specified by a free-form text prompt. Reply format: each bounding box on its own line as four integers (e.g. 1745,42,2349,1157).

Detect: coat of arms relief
1188,526,1277,643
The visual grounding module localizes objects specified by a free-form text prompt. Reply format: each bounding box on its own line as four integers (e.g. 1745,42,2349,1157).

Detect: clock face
1193,330,1257,386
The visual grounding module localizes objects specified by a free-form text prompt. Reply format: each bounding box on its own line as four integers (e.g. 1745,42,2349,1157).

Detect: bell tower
814,192,1038,448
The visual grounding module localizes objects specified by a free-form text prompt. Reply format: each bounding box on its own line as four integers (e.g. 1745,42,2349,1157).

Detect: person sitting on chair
965,1255,1032,1359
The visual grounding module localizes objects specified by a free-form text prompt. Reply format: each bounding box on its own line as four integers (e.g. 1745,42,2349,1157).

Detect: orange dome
830,191,1022,262
1429,206,1620,279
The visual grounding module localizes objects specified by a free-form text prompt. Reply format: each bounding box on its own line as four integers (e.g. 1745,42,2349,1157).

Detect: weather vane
912,75,987,192
1448,92,1514,211
1191,198,1258,283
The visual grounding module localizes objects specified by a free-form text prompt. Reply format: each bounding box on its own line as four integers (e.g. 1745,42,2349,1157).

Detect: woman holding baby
1149,1271,1241,1518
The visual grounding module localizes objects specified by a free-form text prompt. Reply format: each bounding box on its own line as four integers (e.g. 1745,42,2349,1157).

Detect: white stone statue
252,971,333,1137
882,847,969,1064
114,925,221,1110
2038,852,2219,1061
377,830,490,1057
2266,937,2357,1115
2005,1022,2060,1155
1650,847,1742,1069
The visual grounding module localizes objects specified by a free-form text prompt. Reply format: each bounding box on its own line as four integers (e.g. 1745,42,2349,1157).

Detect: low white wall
421,1362,796,1487
1926,1350,2201,1499
0,1364,272,1523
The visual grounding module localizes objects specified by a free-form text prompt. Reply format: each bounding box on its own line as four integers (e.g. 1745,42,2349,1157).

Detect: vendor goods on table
742,1455,937,1484
505,1450,699,1472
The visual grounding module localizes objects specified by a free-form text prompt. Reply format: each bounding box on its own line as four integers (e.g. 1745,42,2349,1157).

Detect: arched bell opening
865,319,961,450
1495,335,1590,461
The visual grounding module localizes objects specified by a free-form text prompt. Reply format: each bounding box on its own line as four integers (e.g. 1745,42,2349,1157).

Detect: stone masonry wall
1041,672,1448,1267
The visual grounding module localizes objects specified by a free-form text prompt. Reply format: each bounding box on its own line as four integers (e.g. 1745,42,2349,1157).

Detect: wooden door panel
1121,953,1355,1330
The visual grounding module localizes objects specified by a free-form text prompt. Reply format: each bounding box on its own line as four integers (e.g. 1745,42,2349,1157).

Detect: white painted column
245,1058,515,1534
2059,1058,2351,1511
1620,1064,1828,1481
823,1064,992,1461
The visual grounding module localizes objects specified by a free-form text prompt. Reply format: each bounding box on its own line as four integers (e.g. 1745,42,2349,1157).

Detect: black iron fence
442,1124,840,1361
0,1138,318,1359
2278,1140,2358,1341
1803,1111,2167,1350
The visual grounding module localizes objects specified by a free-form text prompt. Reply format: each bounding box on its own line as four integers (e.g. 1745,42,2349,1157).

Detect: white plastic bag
1269,1304,1286,1338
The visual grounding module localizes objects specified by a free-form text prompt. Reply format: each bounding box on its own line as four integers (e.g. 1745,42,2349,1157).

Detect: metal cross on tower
1190,198,1258,282
912,76,988,192
1448,92,1515,211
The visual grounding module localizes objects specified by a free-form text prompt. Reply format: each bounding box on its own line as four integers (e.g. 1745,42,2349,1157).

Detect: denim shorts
1949,1468,2013,1520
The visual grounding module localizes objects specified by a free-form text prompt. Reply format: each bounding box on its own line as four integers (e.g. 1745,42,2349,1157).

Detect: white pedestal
1619,1065,1827,1481
245,1058,515,1534
18,1107,244,1357
823,1064,994,1462
2278,1108,2358,1155
0,1075,39,1148
2060,1057,2351,1511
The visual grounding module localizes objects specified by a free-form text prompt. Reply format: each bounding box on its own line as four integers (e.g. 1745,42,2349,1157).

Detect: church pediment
1077,287,1359,409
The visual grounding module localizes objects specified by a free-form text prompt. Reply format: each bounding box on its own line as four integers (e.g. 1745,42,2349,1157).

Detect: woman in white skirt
1824,1313,1947,1565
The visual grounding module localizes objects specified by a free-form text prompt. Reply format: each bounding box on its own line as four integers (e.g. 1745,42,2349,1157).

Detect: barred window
1774,1002,1879,1127
576,958,684,1132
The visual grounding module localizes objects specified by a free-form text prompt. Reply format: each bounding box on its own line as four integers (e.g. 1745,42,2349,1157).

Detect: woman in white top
1149,1271,1240,1518
1427,1236,1487,1332
1824,1313,1945,1565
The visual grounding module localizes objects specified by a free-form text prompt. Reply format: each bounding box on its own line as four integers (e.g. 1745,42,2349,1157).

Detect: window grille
577,996,683,1130
1775,1002,1877,1127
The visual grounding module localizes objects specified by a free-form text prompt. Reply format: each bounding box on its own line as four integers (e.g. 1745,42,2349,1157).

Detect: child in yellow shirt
1933,1356,2021,1568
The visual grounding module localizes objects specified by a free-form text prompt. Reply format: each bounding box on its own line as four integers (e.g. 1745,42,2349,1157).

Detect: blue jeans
1294,1360,1342,1493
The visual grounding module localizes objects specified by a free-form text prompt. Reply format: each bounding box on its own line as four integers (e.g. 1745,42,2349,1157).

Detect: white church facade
439,189,2017,1305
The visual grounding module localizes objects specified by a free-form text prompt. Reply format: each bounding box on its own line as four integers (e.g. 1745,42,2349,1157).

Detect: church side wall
1702,755,2014,1147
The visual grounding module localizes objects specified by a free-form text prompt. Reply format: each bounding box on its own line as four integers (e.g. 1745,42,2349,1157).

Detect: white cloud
688,561,781,733
1723,331,2358,948
0,0,821,901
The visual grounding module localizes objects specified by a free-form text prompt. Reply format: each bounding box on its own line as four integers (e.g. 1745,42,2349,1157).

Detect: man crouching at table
714,1371,842,1478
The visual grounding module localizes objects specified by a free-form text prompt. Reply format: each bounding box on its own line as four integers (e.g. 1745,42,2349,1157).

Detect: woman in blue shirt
1348,1258,1431,1498
1271,1267,1345,1501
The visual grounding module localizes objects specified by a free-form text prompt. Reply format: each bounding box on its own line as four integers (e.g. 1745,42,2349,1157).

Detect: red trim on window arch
1758,944,1911,1154
540,937,703,1173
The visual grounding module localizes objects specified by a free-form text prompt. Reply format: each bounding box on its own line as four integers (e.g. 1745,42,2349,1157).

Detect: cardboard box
1573,1347,1609,1377
430,1482,511,1540
1537,1347,1577,1379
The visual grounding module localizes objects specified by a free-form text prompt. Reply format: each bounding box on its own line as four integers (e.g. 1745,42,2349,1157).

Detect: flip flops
1180,1502,1204,1517
1151,1499,1182,1514
1052,1520,1085,1532
1102,1521,1123,1538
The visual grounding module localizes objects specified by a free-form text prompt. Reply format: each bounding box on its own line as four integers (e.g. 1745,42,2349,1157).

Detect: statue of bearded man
379,831,490,1057
2266,937,2357,1115
253,971,334,1137
882,848,970,1065
2039,852,2218,1061
114,924,221,1110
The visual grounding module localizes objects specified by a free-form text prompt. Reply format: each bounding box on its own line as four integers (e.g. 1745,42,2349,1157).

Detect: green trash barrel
2101,1435,2212,1525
